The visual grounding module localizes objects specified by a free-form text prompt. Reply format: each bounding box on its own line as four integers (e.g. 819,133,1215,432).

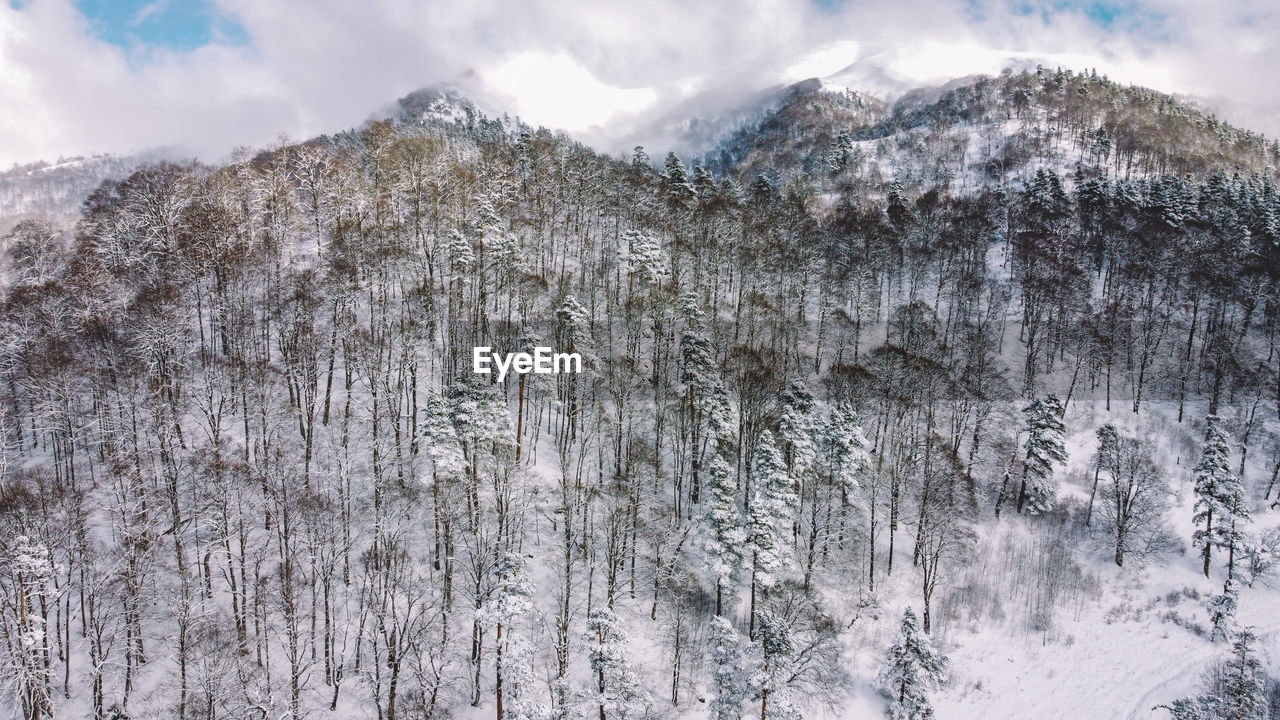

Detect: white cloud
782,40,861,83
132,1,169,26
484,52,658,132
0,0,1277,169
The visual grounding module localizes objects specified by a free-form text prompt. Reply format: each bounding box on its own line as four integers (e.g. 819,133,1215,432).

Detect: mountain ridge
4,65,1277,228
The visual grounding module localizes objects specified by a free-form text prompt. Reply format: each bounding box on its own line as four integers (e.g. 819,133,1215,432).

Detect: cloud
782,40,863,83
131,1,168,27
484,51,658,132
0,0,1277,169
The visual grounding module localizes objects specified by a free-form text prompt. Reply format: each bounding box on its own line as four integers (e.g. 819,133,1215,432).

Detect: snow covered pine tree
1192,415,1250,578
879,607,948,720
586,607,651,720
1163,627,1268,719
1014,395,1067,515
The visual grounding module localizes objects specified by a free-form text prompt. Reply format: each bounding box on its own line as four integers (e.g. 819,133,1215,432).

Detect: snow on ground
893,398,1277,720
733,391,1280,720
925,542,1280,720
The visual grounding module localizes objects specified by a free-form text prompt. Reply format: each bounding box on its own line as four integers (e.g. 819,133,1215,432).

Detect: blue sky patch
1010,0,1150,30
73,0,249,51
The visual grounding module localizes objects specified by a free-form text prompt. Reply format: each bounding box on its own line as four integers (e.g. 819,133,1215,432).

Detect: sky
0,0,1277,168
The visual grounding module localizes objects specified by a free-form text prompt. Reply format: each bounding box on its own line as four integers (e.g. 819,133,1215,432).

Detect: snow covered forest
3,66,1280,720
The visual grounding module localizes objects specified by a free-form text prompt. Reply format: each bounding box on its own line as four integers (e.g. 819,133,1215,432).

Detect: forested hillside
0,155,145,231
713,67,1280,184
2,66,1280,720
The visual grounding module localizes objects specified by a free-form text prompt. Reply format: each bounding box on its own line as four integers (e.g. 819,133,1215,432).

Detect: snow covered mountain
0,153,145,228
701,66,1278,184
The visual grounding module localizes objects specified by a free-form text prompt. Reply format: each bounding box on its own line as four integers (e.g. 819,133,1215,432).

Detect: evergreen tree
1158,698,1207,720
1016,395,1067,515
826,130,854,174
556,294,593,355
747,433,788,573
692,165,718,204
630,145,650,170
420,391,466,482
1086,423,1120,527
826,402,870,496
586,608,650,720
754,610,801,720
1217,629,1268,720
1168,627,1268,720
1193,416,1250,578
681,294,734,507
683,293,740,611
747,431,793,635
450,380,518,453
624,230,667,289
1207,578,1239,644
704,453,746,615
447,226,476,270
503,635,547,720
878,607,948,720
756,430,799,523
1091,126,1112,165
480,553,540,720
708,617,749,720
777,383,818,480
663,152,696,209
1012,170,1080,395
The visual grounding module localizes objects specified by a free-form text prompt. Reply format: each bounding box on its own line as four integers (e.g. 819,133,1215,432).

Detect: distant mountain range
3,63,1276,227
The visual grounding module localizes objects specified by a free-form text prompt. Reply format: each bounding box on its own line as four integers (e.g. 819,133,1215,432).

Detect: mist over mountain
8,61,1276,226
